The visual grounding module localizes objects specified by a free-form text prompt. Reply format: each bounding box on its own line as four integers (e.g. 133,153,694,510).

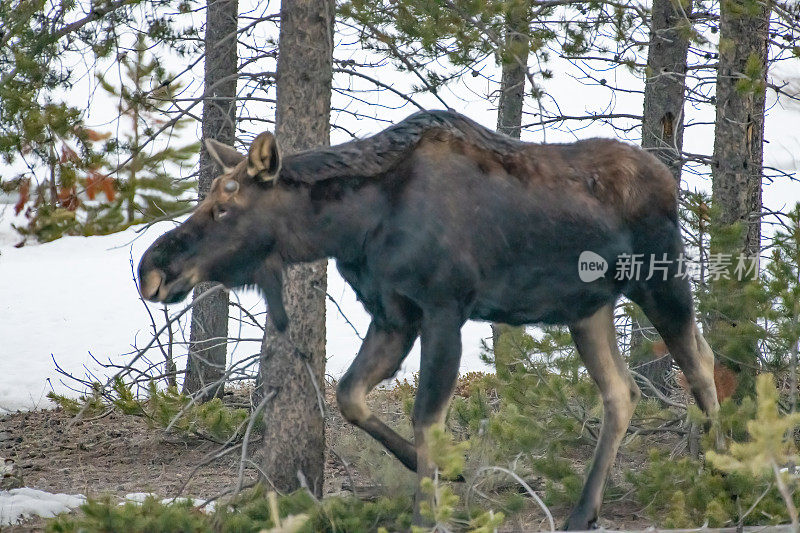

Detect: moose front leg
336,321,419,470
412,308,463,526
566,305,641,530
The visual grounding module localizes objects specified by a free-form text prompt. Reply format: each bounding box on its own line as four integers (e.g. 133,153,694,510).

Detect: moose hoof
563,510,598,531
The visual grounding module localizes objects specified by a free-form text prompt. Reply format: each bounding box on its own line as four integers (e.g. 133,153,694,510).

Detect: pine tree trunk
492,3,528,364
708,0,769,394
633,0,693,396
183,0,238,400
495,3,527,139
257,0,334,497
711,0,768,259
642,0,691,179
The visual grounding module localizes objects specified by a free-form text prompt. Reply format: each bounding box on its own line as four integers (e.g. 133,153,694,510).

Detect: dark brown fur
138,110,719,528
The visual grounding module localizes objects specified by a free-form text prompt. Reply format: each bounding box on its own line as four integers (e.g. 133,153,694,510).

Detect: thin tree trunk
48,139,58,207
711,0,768,259
492,2,528,365
184,0,238,400
633,0,693,397
495,2,528,139
791,215,799,413
709,0,770,395
641,0,692,180
258,0,334,497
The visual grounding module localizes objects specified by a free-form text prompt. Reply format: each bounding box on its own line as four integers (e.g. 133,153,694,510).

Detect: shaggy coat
138,110,719,529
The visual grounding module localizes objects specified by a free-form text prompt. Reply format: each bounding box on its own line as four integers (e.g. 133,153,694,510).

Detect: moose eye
223,180,239,193
212,205,228,221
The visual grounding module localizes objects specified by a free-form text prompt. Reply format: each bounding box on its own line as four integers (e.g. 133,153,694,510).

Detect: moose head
137,132,290,331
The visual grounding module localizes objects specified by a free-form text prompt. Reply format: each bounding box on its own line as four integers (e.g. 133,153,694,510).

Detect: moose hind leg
412,307,463,525
629,275,719,415
336,321,419,471
566,304,641,530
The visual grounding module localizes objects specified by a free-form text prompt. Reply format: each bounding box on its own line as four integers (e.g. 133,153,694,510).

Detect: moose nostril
140,269,165,300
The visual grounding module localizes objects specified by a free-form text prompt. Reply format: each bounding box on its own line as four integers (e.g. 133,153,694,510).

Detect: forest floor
1,384,656,532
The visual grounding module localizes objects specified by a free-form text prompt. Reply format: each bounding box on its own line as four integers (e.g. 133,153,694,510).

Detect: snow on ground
0,488,220,525
122,492,216,512
0,488,85,526
0,205,491,413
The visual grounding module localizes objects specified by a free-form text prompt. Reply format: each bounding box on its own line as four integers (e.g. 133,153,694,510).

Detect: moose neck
272,181,383,265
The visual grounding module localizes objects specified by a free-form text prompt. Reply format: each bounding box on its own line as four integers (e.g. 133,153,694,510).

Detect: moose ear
205,139,245,173
247,132,281,182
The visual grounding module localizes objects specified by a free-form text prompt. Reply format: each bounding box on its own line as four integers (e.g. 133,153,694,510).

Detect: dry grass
2,378,663,531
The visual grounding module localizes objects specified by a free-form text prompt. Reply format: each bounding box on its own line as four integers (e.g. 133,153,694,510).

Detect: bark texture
495,2,528,139
492,3,529,357
633,0,693,396
258,0,334,497
642,0,692,179
711,0,769,259
708,0,770,395
184,0,238,399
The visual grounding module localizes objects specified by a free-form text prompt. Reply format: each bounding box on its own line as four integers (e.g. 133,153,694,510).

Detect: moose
138,110,719,529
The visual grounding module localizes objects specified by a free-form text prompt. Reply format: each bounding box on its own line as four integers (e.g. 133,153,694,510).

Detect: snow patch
0,487,86,525
0,212,492,414
0,488,219,525
123,492,216,512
